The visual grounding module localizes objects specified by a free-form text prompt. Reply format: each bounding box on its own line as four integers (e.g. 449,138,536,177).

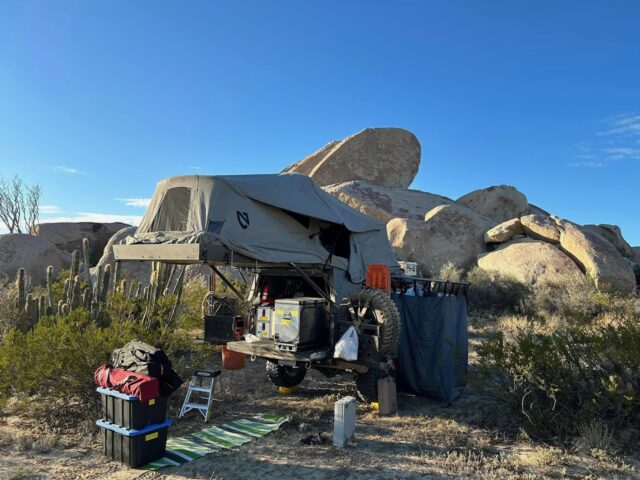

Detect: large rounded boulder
387,205,495,276
322,180,452,224
456,185,528,224
283,128,421,188
520,214,561,243
583,224,634,259
555,219,636,293
477,238,583,286
484,218,523,244
0,234,70,285
37,221,130,266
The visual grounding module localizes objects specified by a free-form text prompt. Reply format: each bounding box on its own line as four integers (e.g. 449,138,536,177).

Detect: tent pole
209,265,243,300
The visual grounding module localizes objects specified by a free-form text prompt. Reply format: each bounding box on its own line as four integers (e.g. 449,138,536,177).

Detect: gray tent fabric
392,293,468,402
131,174,399,283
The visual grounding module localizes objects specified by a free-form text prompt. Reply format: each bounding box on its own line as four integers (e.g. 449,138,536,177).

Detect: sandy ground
1,334,639,480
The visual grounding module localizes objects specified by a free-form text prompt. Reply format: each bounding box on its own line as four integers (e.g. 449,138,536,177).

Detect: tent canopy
129,173,399,282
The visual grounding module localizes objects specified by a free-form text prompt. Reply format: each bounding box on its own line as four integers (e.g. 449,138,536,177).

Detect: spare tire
341,287,401,356
266,360,307,388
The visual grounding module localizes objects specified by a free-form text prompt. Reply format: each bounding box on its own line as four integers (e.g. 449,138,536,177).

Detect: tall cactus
46,265,54,309
70,275,81,309
113,261,120,293
82,237,93,294
101,264,111,303
17,268,26,311
134,282,142,298
38,294,46,320
94,265,103,304
70,249,80,280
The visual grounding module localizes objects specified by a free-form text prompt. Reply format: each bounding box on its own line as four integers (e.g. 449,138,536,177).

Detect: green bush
477,312,640,440
465,267,531,314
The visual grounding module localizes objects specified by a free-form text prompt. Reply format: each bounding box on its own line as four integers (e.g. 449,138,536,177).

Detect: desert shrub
437,262,465,282
0,281,18,340
477,313,640,441
465,267,531,313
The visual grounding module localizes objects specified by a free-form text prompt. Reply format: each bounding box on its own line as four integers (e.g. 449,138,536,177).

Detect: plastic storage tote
97,418,172,467
97,387,167,430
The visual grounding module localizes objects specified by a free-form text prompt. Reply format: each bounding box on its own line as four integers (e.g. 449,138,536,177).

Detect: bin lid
274,297,327,306
96,387,138,401
96,418,173,437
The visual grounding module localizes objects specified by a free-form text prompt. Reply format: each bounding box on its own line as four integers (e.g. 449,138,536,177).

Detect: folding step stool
179,370,223,421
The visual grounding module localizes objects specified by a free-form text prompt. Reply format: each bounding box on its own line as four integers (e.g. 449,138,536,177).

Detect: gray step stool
179,370,223,421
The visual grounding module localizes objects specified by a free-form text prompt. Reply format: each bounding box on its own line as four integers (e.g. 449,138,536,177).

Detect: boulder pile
283,127,639,294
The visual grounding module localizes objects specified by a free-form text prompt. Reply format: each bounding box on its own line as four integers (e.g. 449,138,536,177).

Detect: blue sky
0,1,638,244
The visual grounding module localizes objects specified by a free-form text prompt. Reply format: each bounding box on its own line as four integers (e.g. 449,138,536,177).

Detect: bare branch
0,175,42,235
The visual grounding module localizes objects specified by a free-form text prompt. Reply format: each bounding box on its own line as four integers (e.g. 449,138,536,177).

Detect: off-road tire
266,361,307,388
355,368,382,402
345,288,401,356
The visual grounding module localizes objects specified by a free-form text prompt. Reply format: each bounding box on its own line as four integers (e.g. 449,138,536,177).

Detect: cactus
17,268,26,311
70,275,81,309
82,287,91,310
57,300,64,315
70,249,80,280
101,264,111,303
134,282,142,298
94,265,103,301
38,294,46,319
61,303,70,315
143,286,149,301
113,261,120,293
82,237,93,294
63,277,71,304
120,279,128,297
46,265,54,308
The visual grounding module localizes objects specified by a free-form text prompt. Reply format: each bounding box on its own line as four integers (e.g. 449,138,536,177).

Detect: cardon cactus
46,265,54,308
17,268,26,311
82,237,93,294
134,282,142,298
70,249,80,280
70,275,81,309
57,299,64,316
94,265,103,304
63,277,71,304
113,261,120,293
101,264,112,303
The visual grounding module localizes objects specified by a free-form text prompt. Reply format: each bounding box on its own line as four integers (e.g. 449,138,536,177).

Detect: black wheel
341,287,401,357
355,368,382,402
266,360,307,388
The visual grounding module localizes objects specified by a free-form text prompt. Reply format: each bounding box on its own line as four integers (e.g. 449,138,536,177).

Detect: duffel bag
111,340,183,397
93,364,160,402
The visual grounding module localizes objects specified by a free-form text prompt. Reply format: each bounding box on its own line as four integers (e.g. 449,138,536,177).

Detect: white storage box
398,261,418,277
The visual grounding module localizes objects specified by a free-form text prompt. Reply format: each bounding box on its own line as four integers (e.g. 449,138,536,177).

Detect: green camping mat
141,415,288,470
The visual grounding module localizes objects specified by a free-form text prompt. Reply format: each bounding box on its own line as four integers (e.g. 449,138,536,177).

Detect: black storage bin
97,419,171,467
204,314,235,343
97,387,167,430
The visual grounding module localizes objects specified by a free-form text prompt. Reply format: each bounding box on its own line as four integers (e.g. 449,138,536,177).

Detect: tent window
319,224,350,259
150,187,191,231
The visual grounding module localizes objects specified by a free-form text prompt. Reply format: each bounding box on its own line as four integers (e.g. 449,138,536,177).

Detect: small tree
0,175,42,234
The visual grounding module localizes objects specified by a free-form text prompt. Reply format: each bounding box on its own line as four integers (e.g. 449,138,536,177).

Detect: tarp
392,293,468,402
130,174,399,283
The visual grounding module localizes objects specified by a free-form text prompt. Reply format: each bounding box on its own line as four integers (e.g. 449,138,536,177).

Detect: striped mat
142,414,288,470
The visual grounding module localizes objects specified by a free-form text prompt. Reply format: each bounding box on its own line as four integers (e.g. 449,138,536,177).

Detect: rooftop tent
130,173,399,283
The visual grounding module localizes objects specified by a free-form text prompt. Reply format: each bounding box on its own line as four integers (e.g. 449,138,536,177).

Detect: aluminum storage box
97,387,167,430
273,297,328,351
97,419,171,467
333,396,356,447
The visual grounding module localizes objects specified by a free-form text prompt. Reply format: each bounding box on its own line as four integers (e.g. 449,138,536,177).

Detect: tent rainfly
116,173,399,285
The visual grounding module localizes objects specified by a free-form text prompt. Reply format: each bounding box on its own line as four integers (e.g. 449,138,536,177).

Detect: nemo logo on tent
236,211,250,229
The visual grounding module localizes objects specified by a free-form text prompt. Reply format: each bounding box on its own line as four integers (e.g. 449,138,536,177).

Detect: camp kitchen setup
100,173,468,465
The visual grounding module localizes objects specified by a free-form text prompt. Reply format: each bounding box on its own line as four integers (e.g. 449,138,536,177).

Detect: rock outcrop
583,224,634,259
555,219,636,292
484,218,523,244
387,205,494,275
283,128,421,188
322,181,452,223
477,238,583,286
37,222,130,266
282,141,340,176
520,214,561,243
0,234,70,285
456,185,528,224
634,247,640,264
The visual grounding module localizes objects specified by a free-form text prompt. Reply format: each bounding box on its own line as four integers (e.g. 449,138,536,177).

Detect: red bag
93,364,160,402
